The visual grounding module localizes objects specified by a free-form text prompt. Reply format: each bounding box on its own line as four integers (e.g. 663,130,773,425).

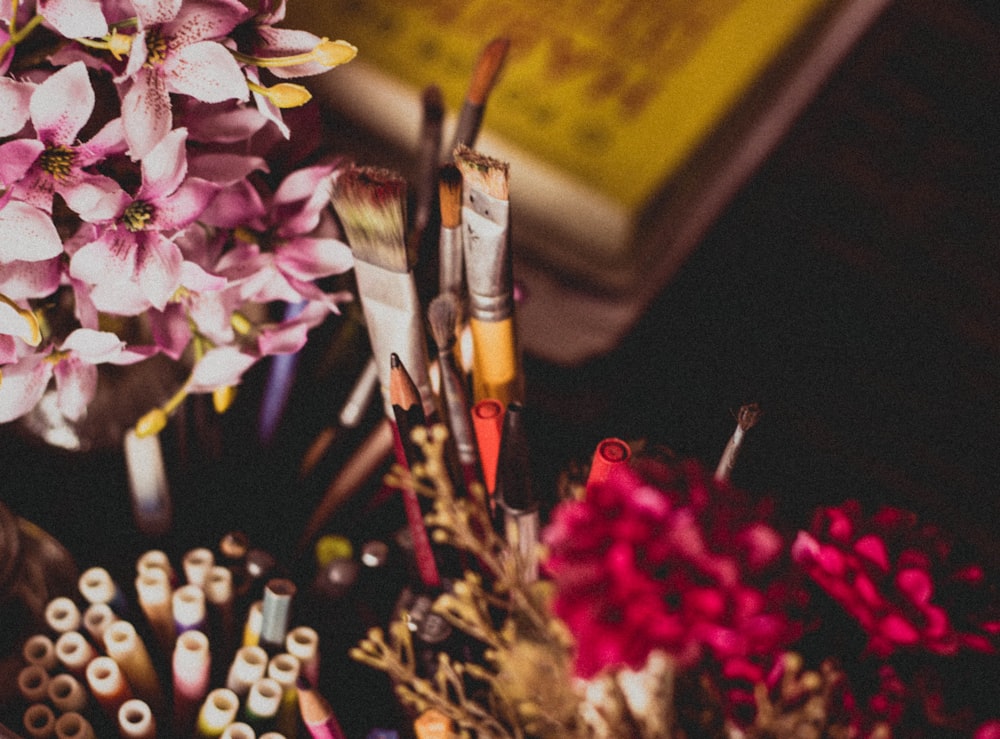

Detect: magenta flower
118,0,251,158
0,62,127,224
543,459,799,688
792,501,1000,658
68,126,219,312
0,328,153,423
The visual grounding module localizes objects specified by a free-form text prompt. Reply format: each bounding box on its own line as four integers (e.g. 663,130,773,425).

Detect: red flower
542,458,799,687
791,501,999,659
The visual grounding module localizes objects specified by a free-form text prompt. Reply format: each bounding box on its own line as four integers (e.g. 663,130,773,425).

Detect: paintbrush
454,145,521,404
329,165,435,420
413,85,445,248
428,293,485,500
437,162,465,300
449,37,511,156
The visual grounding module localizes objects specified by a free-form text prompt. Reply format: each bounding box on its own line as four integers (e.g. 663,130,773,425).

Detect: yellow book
294,0,889,363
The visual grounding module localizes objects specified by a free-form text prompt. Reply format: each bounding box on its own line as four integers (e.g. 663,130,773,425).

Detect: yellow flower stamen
213,386,237,414
231,37,357,69
134,380,190,437
74,29,134,60
247,80,312,108
230,312,253,336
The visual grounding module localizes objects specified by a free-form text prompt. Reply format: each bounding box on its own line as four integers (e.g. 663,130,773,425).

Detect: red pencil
297,683,346,739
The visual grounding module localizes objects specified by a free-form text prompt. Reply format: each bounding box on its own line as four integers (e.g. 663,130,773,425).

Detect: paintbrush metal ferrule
438,225,464,297
462,191,512,322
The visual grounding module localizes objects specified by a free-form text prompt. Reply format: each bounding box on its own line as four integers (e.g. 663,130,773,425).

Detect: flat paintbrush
455,145,521,404
449,37,511,156
329,165,435,419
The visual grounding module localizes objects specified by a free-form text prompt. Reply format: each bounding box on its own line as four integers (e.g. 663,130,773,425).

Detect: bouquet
0,0,357,441
353,425,1000,738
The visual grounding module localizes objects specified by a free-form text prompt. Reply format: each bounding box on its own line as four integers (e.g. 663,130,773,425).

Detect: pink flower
792,501,998,658
543,459,799,689
117,0,251,158
68,127,219,312
0,62,127,226
0,328,153,423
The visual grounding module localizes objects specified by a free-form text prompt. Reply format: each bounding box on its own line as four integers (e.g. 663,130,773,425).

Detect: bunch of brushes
301,38,529,591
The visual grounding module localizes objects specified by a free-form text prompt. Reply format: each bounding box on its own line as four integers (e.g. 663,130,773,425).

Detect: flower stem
0,13,45,61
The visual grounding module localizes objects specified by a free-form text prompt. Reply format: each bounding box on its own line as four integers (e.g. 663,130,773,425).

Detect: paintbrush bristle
468,37,510,106
427,293,459,353
330,165,409,272
454,145,509,201
438,164,463,229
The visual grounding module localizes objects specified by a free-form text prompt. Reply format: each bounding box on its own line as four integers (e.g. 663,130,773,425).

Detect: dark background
2,0,999,734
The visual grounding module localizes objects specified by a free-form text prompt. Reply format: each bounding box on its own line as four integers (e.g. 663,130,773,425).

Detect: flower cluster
792,500,1000,659
543,457,802,712
0,0,357,436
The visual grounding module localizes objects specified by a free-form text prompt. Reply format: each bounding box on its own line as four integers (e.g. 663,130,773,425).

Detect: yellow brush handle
470,317,520,405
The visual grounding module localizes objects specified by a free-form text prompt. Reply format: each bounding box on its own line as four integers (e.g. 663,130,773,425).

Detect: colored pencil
53,712,94,739
102,621,164,715
44,596,81,634
389,352,442,588
297,684,346,739
284,626,320,689
22,634,57,671
17,665,49,704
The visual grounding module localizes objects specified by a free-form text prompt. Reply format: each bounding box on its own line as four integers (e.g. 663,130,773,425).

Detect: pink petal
164,42,248,104
30,62,95,144
189,152,269,185
896,568,933,605
136,234,184,310
879,613,920,645
0,138,44,185
274,236,354,280
148,303,192,360
149,177,219,230
169,0,248,45
60,328,126,363
0,201,63,261
0,257,62,300
0,353,53,423
131,0,182,27
257,320,309,356
38,0,108,39
121,71,172,160
138,126,188,200
854,534,890,571
62,174,130,221
253,26,329,79
0,77,32,137
188,345,258,390
53,356,97,422
197,179,266,229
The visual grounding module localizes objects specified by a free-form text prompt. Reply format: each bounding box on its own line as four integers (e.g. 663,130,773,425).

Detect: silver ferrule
438,226,464,297
352,259,435,418
462,190,512,322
